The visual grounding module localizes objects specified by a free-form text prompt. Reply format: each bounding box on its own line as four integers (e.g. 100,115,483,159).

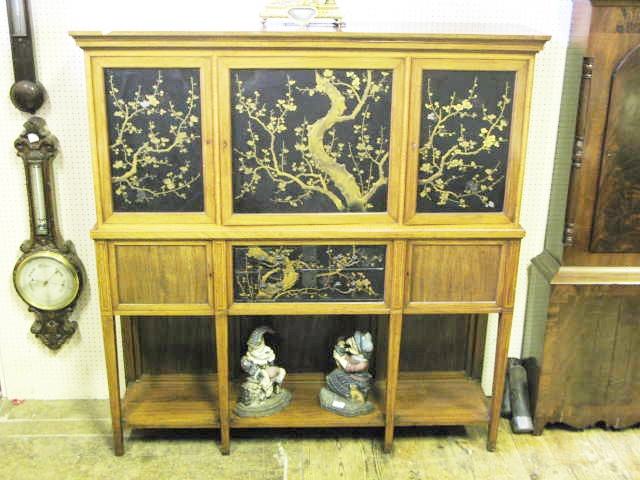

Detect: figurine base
234,389,292,418
319,387,374,417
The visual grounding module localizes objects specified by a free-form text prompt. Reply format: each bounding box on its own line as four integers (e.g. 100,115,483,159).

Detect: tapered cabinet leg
101,313,124,455
384,310,404,453
216,311,231,455
487,310,513,451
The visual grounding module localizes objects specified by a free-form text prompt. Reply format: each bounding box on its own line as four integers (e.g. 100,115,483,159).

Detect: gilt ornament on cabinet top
260,0,345,27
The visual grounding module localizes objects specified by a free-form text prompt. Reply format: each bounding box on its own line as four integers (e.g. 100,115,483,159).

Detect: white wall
0,0,573,399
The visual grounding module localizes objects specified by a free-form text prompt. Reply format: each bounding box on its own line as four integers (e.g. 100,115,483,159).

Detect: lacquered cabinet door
91,56,215,224
232,243,387,303
406,58,532,225
218,56,406,225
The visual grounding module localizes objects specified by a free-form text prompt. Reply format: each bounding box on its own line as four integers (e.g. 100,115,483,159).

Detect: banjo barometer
12,117,85,349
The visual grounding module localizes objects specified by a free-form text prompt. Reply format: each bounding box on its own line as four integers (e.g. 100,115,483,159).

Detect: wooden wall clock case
525,0,640,435
72,28,547,455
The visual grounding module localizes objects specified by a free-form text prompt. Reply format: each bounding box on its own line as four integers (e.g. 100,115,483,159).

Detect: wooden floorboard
0,399,639,479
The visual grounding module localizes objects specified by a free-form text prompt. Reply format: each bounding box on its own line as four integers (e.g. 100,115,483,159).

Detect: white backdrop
0,0,573,399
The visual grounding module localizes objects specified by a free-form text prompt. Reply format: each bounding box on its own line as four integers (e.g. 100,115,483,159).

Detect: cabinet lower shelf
230,373,385,428
122,372,488,431
123,374,220,429
395,372,489,426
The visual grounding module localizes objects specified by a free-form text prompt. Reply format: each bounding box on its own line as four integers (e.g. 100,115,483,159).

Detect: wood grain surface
75,29,545,454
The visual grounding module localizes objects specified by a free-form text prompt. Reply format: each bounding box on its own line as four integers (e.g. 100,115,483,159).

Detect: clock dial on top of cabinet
13,251,81,311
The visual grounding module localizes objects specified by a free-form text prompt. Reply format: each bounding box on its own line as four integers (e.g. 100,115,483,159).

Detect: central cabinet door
217,55,406,225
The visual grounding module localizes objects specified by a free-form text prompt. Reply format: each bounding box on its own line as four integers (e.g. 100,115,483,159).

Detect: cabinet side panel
408,244,501,302
607,296,640,404
114,244,210,304
560,295,619,406
535,285,640,429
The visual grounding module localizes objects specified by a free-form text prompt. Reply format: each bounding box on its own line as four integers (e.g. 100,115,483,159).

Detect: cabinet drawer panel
232,244,387,303
408,243,502,303
113,243,211,305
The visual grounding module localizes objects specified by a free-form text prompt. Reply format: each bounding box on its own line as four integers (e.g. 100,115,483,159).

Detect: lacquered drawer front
232,244,386,303
407,242,503,304
112,242,212,307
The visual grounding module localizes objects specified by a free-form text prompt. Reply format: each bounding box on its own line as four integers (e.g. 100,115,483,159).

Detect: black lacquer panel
231,68,393,214
105,68,204,212
416,70,515,213
233,244,386,302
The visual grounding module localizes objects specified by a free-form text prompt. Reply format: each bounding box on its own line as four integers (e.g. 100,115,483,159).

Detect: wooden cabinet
525,0,640,434
73,28,546,455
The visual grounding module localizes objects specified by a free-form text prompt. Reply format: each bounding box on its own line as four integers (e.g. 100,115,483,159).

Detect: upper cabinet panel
231,68,392,214
74,31,546,231
105,67,204,213
415,70,515,213
219,56,406,225
405,58,532,225
90,56,215,224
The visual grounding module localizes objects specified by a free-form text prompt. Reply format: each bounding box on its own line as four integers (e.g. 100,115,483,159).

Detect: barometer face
14,250,80,311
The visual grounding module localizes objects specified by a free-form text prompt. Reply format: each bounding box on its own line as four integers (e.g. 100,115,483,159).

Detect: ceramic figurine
319,330,375,416
234,326,292,417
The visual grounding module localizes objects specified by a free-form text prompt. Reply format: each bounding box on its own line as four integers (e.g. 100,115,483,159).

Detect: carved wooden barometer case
73,28,546,455
12,117,85,349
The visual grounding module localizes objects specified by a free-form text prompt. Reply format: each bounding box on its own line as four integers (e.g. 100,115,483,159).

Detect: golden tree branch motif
418,75,512,210
235,245,385,302
107,70,202,206
233,69,391,212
